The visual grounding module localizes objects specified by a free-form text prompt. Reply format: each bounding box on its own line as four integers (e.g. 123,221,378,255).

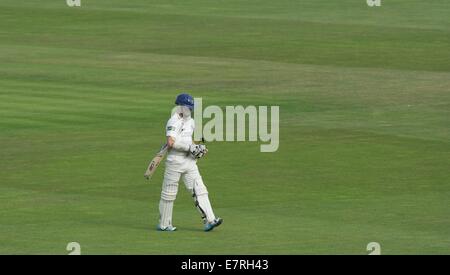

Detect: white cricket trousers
159,162,216,228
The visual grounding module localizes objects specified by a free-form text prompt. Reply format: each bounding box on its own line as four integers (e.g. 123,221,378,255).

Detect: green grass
0,0,449,254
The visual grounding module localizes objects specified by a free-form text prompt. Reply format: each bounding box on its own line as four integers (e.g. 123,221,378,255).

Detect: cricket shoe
204,217,223,232
157,225,177,232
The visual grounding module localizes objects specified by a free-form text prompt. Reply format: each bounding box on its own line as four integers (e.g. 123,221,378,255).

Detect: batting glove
189,144,208,159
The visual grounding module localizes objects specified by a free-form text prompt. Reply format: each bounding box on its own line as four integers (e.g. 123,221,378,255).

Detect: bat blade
144,144,168,180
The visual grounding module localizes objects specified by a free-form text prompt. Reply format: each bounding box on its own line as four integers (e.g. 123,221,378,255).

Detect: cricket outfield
0,0,449,254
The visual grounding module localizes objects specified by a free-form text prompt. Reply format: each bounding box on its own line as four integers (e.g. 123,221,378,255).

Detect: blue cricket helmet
175,93,194,111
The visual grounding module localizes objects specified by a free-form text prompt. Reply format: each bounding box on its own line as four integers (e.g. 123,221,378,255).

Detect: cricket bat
144,143,168,180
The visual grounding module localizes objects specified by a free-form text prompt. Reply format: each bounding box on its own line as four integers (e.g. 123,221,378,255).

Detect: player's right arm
165,116,206,158
168,135,191,151
167,132,206,158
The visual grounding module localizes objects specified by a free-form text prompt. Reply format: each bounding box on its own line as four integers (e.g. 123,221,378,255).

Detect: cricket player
158,93,223,232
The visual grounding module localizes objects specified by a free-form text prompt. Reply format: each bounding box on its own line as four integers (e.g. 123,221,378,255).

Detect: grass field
0,0,449,254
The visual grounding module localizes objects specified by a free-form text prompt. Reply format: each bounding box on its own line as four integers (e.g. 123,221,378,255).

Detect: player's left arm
168,119,207,158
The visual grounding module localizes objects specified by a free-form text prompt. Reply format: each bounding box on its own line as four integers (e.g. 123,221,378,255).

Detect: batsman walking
157,93,223,232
